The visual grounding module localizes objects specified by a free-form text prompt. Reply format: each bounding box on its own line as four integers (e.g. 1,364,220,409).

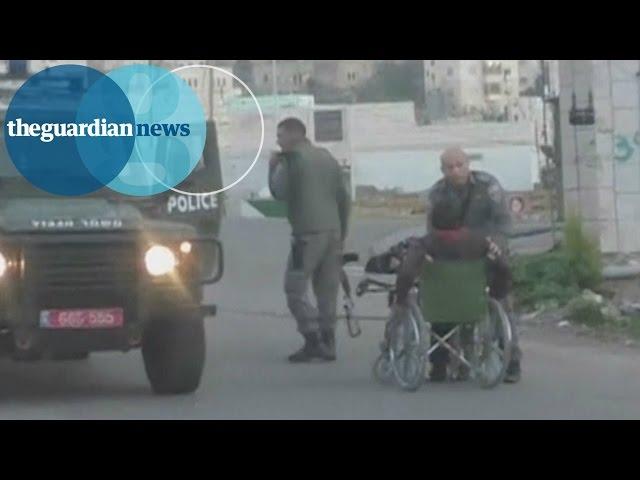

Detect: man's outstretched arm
336,162,352,242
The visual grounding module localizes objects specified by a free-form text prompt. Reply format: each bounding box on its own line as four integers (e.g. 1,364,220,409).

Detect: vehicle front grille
23,240,139,292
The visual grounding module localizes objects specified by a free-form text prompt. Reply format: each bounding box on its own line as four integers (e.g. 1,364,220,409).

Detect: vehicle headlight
0,253,6,277
145,245,177,276
180,241,192,254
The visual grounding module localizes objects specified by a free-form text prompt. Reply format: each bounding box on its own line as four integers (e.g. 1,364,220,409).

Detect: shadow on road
0,356,150,402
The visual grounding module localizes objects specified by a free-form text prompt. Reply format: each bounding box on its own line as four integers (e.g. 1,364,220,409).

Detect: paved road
0,217,638,419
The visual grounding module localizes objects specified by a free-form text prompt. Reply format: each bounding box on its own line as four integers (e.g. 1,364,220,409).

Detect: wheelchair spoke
472,300,512,388
373,353,394,385
386,308,425,391
489,344,505,362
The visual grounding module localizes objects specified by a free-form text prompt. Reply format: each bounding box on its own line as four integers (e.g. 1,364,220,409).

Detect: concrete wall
559,60,640,253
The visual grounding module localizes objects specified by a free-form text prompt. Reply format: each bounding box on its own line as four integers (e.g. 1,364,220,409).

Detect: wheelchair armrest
356,277,396,297
342,252,359,265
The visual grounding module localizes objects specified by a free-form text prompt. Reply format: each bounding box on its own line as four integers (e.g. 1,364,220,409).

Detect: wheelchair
360,256,513,392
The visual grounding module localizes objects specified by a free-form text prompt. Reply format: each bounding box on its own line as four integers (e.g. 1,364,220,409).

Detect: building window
484,61,502,74
193,78,198,88
485,83,501,95
263,74,269,84
314,110,343,142
447,67,453,76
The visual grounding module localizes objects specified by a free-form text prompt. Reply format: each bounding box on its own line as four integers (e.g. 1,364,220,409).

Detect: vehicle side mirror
194,236,224,285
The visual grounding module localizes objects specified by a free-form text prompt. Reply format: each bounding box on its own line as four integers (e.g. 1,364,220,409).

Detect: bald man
426,147,521,383
428,147,511,247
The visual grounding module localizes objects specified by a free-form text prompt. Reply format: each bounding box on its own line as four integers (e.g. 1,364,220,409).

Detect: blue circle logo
3,64,206,197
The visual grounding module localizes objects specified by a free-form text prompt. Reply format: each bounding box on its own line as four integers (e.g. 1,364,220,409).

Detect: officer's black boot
504,359,521,383
430,361,447,382
288,332,332,363
430,342,448,382
320,329,337,361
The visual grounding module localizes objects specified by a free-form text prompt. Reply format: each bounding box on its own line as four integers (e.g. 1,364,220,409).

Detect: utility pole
540,59,558,245
541,60,548,144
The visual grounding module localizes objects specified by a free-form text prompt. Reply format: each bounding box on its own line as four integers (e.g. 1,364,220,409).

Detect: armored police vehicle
0,71,224,395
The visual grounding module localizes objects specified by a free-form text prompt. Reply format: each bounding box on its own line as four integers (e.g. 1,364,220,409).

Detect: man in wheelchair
375,202,513,382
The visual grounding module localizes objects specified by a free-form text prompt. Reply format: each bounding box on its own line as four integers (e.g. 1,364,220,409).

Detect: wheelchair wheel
373,352,394,385
388,309,425,392
473,298,513,389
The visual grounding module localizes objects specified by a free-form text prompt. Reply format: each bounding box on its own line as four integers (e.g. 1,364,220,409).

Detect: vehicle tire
142,314,205,395
389,309,425,392
473,298,513,389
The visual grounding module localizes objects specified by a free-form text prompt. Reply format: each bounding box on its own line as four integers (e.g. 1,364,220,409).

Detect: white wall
559,60,640,253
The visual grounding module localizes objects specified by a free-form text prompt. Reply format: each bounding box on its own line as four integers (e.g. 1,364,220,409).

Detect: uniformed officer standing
427,146,522,382
268,118,351,363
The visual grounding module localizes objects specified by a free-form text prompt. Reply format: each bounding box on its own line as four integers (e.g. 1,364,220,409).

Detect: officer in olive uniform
426,147,522,383
269,118,351,363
